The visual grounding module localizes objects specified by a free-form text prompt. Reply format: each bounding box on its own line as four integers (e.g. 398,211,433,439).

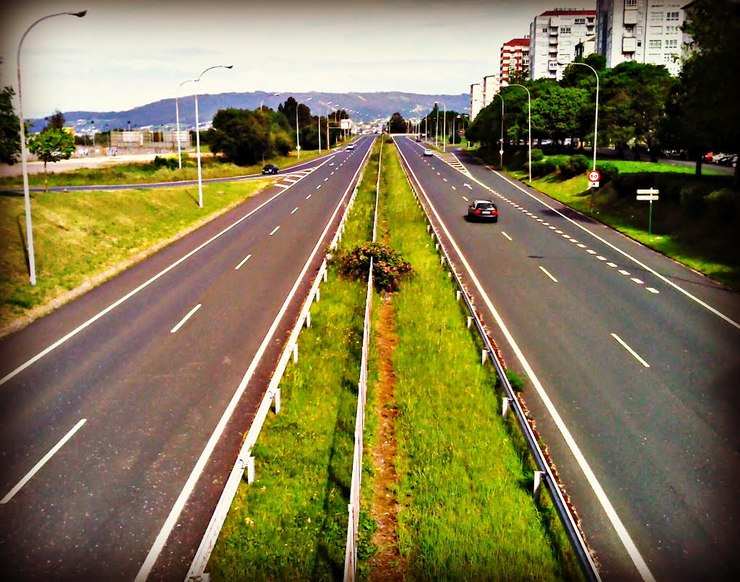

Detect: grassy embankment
206,137,577,580
491,151,739,289
0,174,270,331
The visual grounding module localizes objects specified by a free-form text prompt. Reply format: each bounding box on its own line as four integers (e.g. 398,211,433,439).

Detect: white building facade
596,0,686,75
470,83,484,120
529,9,597,80
500,37,530,85
483,74,500,108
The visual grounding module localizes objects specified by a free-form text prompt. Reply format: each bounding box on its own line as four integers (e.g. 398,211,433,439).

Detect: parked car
262,164,279,175
716,153,736,166
703,151,714,163
423,148,433,156
466,199,499,222
711,152,729,164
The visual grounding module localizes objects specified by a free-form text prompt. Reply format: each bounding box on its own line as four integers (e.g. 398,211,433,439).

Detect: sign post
636,188,659,234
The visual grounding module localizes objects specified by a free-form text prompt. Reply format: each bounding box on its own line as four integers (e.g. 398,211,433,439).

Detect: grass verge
357,140,575,579
0,179,269,331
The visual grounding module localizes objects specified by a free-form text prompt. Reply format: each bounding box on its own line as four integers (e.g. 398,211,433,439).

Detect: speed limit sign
588,169,601,189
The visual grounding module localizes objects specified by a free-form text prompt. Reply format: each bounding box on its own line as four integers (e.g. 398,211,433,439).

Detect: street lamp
175,78,194,169
296,98,312,159
503,83,531,183
17,9,87,285
193,64,233,208
560,61,599,173
491,93,505,168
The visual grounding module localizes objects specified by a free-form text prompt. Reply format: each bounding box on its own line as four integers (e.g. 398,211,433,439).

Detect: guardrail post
273,388,281,414
315,287,321,302
501,396,510,418
481,349,488,365
456,290,461,302
293,344,299,363
323,269,328,283
246,456,255,485
467,316,472,329
305,311,311,328
533,470,544,500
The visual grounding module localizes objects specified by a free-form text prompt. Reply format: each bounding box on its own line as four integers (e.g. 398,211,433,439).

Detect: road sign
588,170,601,182
635,188,660,234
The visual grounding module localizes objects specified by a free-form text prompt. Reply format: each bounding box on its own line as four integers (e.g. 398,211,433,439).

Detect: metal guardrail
185,144,373,582
393,139,601,582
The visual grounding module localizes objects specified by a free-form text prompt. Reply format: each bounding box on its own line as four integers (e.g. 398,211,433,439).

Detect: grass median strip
359,139,574,579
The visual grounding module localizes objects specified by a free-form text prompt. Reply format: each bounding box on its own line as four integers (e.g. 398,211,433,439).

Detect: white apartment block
470,83,484,120
596,0,686,75
529,9,597,80
483,74,500,108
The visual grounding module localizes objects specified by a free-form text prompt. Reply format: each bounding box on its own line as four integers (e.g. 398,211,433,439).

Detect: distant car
262,164,279,175
347,144,355,150
466,199,499,222
423,148,433,156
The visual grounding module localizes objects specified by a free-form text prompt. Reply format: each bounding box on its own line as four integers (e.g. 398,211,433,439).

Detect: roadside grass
205,141,379,580
0,179,269,331
357,142,573,579
0,148,328,189
507,164,739,289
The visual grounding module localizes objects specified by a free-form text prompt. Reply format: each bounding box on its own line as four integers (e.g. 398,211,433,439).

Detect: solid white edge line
0,158,335,390
477,167,740,330
235,254,252,270
611,333,651,368
539,266,559,283
1,418,87,504
170,304,202,334
134,138,374,582
396,142,656,582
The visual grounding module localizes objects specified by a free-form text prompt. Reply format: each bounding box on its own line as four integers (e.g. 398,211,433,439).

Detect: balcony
622,36,637,52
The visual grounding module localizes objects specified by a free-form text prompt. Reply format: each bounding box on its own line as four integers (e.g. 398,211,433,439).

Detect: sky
0,0,591,118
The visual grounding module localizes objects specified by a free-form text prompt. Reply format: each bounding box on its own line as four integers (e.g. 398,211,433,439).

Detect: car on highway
262,164,279,175
423,148,433,156
347,143,355,150
466,199,499,222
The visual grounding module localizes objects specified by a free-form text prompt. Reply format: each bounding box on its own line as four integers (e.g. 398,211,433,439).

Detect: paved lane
0,137,375,580
396,137,740,581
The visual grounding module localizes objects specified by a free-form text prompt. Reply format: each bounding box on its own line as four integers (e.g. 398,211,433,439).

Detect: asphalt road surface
0,137,374,580
395,136,740,581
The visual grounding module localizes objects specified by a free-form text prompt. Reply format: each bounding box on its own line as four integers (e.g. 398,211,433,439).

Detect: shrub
596,162,619,184
531,148,545,162
151,155,178,170
679,183,707,217
527,158,557,178
558,155,590,179
337,242,413,292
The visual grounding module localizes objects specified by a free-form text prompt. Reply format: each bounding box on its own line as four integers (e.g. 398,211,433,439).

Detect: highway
0,136,375,580
394,136,740,581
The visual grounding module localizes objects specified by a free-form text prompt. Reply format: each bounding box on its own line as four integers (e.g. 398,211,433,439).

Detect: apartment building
500,37,530,85
483,74,500,108
470,82,484,120
596,0,686,75
528,9,597,80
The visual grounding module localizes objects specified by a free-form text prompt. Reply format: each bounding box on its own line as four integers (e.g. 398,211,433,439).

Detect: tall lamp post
175,78,194,169
492,93,505,168
561,61,599,173
193,64,233,208
504,83,531,183
17,9,87,286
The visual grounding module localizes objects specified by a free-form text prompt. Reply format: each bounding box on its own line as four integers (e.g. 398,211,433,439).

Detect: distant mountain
31,91,469,133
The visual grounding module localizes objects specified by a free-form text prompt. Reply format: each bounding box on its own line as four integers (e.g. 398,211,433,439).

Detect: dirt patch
368,294,405,580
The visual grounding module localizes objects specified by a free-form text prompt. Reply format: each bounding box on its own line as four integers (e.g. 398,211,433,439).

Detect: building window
542,28,548,33
649,25,663,35
575,18,585,24
666,11,679,21
650,11,663,21
625,0,637,6
665,39,678,48
649,39,662,48
560,26,571,34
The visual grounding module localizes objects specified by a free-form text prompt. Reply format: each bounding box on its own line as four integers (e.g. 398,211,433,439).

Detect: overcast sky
0,0,591,118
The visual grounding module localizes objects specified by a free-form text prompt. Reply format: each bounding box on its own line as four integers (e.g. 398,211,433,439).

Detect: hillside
31,91,469,133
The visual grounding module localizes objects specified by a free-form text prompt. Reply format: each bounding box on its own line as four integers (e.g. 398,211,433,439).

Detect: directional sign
636,194,659,201
636,188,659,234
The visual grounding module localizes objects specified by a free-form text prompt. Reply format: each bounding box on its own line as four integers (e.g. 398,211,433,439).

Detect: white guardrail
185,144,372,582
394,140,601,582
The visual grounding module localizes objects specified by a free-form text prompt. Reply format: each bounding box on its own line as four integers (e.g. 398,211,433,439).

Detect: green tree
44,110,65,131
599,61,675,160
0,86,21,165
661,0,740,184
28,128,75,188
531,82,589,146
388,112,407,133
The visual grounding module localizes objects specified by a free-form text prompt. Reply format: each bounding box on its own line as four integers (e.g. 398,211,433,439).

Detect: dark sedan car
262,164,279,175
466,199,499,222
